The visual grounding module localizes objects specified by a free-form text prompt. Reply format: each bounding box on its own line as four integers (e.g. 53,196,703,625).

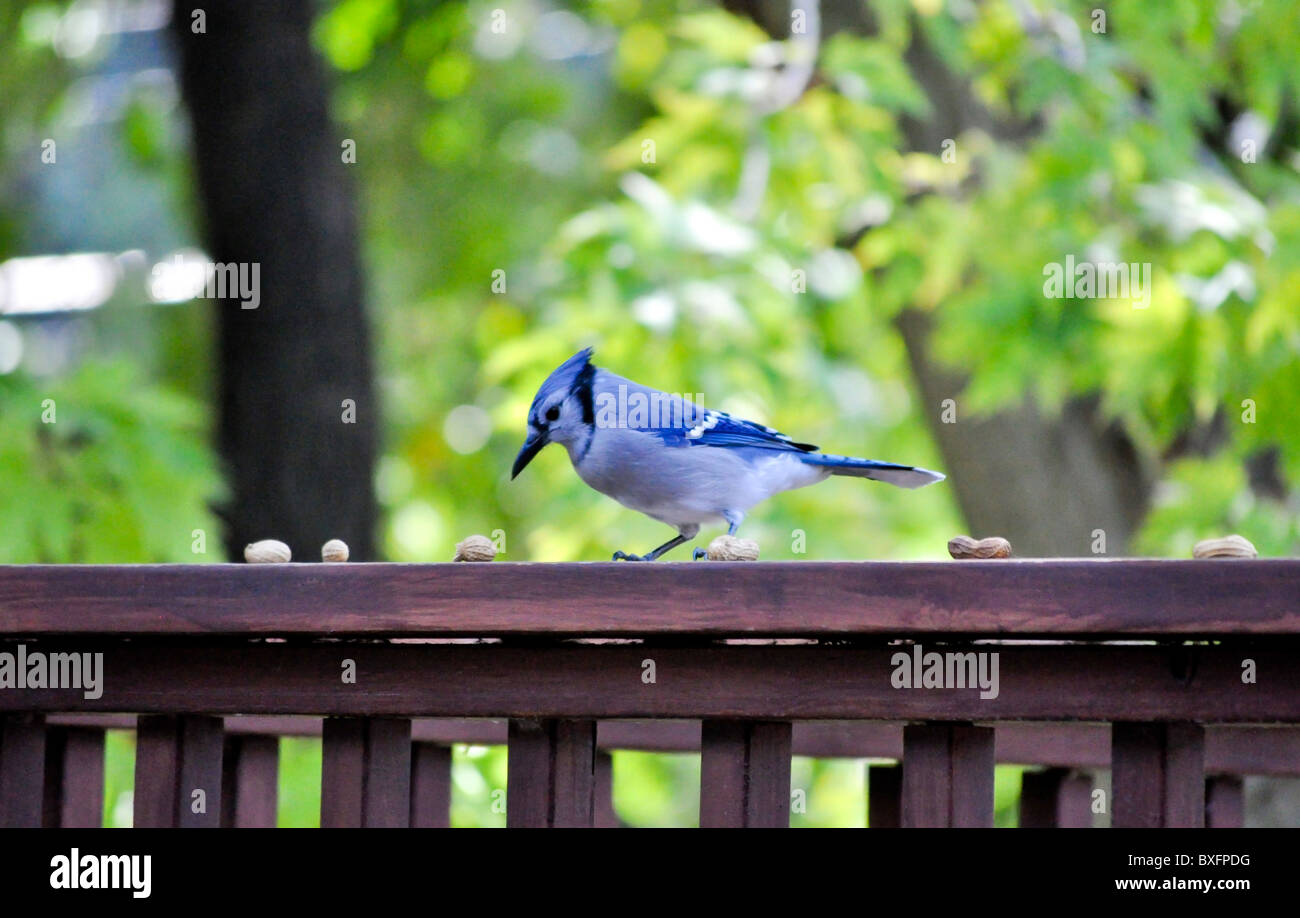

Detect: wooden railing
2,560,1299,827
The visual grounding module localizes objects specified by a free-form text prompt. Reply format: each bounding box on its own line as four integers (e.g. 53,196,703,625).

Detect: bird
511,347,945,560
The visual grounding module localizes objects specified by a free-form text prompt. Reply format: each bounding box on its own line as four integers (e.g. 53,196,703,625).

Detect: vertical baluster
1112,722,1204,828
699,720,792,828
867,762,902,828
507,718,596,828
0,714,46,828
43,726,105,828
1019,768,1093,828
902,723,995,827
410,742,452,828
321,717,411,828
1204,775,1244,829
221,734,279,828
594,750,620,828
134,715,224,827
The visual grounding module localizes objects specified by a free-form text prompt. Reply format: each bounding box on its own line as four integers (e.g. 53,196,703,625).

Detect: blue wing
649,408,818,453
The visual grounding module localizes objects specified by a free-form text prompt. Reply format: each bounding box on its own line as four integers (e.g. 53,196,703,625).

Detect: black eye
545,406,560,422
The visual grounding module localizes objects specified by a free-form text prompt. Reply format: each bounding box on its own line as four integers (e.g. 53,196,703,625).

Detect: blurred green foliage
0,360,221,562
3,0,1298,826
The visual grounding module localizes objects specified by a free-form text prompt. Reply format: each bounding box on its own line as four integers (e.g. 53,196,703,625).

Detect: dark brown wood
12,643,1299,722
1205,775,1244,828
699,720,792,828
1112,722,1205,828
133,715,224,828
594,751,620,828
221,734,279,828
506,719,550,828
42,726,104,828
1019,768,1093,828
506,719,597,828
410,742,452,829
320,717,411,828
902,724,994,827
551,720,597,828
3,560,1298,637
0,714,46,827
867,763,902,828
42,714,1300,775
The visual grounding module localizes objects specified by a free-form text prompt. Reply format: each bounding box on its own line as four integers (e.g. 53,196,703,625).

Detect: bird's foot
692,548,708,561
612,550,649,561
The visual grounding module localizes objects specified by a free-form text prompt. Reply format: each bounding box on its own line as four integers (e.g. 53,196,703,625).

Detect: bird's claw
692,548,708,560
612,550,647,561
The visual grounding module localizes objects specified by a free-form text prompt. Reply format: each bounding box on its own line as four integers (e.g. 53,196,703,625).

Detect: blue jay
511,348,945,560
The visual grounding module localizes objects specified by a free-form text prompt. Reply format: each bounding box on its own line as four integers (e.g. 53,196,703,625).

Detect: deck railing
2,559,1298,827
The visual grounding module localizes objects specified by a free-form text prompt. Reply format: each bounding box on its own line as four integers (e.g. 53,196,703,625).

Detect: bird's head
511,346,597,478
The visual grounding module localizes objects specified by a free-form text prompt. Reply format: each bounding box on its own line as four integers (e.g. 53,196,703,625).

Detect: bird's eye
545,406,560,422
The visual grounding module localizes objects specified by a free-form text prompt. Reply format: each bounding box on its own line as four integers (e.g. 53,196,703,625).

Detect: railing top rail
1,559,1298,638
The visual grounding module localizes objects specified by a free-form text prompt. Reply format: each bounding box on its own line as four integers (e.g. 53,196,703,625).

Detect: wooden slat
867,763,901,828
0,714,46,827
506,719,596,828
595,751,620,828
1019,768,1093,828
551,720,597,828
320,717,411,828
41,714,1300,775
1205,775,1244,829
410,742,451,829
506,719,551,828
1112,722,1205,828
133,715,224,828
12,643,1299,722
902,724,994,827
220,734,279,828
699,720,792,828
42,726,104,828
2,560,1298,637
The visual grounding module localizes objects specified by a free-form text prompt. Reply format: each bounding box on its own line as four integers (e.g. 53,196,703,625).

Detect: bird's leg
613,534,688,562
695,512,743,560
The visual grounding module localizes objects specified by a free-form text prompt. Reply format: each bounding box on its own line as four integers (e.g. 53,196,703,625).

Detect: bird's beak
511,431,548,479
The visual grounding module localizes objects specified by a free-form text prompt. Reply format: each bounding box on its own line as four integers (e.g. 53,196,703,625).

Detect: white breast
570,427,829,528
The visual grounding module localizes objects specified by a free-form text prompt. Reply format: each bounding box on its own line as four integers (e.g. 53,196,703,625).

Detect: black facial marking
573,361,595,424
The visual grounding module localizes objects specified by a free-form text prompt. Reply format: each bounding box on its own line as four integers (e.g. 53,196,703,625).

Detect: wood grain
1112,722,1205,828
901,724,994,827
7,642,1300,722
221,734,279,828
506,718,597,828
320,717,411,828
133,714,224,828
44,713,1300,772
699,720,792,828
42,726,105,828
0,714,46,827
1,559,1298,637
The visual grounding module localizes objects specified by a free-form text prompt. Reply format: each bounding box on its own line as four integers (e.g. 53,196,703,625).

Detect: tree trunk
171,0,377,560
896,311,1151,556
725,0,1152,555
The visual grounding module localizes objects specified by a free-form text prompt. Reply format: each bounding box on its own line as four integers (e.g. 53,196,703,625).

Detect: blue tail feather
800,453,945,489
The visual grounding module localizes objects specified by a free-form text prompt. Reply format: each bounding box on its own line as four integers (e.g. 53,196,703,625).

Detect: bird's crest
530,347,595,423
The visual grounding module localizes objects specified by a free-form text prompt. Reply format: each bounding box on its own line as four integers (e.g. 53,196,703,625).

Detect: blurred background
1,0,1297,826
